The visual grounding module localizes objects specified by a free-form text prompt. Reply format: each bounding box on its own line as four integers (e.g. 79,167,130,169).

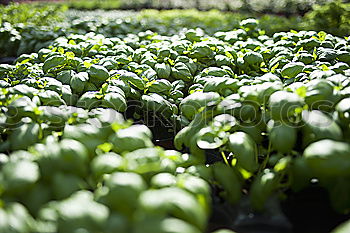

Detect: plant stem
221,151,229,166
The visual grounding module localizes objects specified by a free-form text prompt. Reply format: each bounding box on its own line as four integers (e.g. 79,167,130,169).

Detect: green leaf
2,159,40,193
269,91,304,120
274,156,292,172
267,120,297,153
196,127,225,149
148,79,172,94
332,220,350,233
172,63,193,82
302,110,342,147
250,169,279,211
109,125,153,153
303,139,350,177
228,132,258,172
91,152,123,177
139,187,207,231
84,61,92,68
212,163,241,205
58,47,64,54
43,55,66,73
120,71,145,90
101,92,127,112
65,51,75,59
295,86,307,98
70,72,89,94
243,51,263,65
180,92,220,120
155,63,171,79
280,62,304,79
76,91,100,109
89,65,110,82
56,191,109,232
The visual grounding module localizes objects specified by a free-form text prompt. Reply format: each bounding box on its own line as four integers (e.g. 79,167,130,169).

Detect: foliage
138,9,305,35
1,2,349,58
332,219,350,233
0,2,350,231
62,0,122,10
0,106,210,232
58,0,334,15
0,2,67,26
1,18,350,219
304,0,350,37
0,7,303,58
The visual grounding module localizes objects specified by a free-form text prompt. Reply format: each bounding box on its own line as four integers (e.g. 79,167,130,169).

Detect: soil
281,186,350,233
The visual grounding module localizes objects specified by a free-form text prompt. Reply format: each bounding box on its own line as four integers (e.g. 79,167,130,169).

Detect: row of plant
0,62,234,231
0,4,285,57
57,0,333,15
0,105,217,232
0,2,66,26
1,1,349,59
1,17,350,231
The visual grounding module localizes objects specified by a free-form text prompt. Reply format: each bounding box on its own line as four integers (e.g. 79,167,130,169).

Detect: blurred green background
0,0,349,58
2,0,347,15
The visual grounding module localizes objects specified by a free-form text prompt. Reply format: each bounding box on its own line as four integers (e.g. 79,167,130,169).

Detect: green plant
304,0,350,36
62,0,122,10
0,103,210,232
0,2,66,26
1,12,350,232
